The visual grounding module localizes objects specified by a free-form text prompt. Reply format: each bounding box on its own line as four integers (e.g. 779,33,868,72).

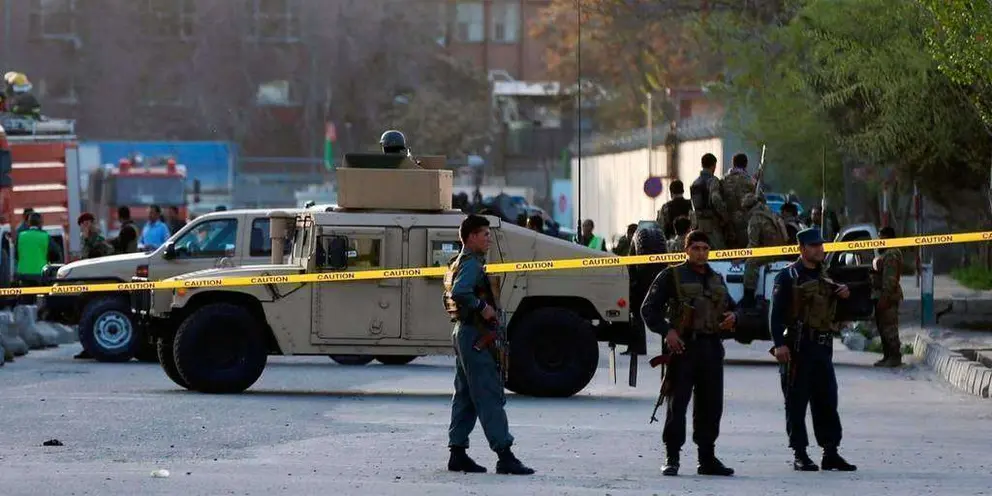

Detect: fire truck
86,155,188,238
0,113,82,286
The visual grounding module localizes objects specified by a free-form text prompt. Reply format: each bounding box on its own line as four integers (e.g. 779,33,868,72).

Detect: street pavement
0,334,989,496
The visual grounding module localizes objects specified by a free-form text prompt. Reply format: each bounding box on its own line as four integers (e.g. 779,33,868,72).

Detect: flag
324,122,337,171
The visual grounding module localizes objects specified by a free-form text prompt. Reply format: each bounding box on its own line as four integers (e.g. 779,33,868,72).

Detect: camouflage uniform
720,168,756,249
743,194,789,295
82,232,114,259
872,248,904,366
690,170,729,249
666,234,686,254
781,212,803,244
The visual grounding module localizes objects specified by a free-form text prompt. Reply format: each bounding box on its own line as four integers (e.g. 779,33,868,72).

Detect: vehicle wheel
374,355,417,366
78,297,141,363
173,303,268,394
328,354,374,366
506,307,599,398
157,334,189,390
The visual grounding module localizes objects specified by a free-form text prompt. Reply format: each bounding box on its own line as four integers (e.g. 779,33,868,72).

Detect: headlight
56,266,72,279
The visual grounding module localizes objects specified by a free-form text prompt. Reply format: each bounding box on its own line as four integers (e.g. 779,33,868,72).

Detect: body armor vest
753,207,789,244
788,266,837,332
442,253,497,323
690,175,712,213
666,264,729,334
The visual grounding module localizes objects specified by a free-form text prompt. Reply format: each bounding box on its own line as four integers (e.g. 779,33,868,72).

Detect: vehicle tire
374,355,417,366
78,296,141,363
157,334,189,390
328,354,374,366
173,303,268,394
506,307,599,398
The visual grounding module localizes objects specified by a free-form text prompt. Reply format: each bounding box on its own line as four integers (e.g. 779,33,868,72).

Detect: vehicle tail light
617,297,627,308
136,265,149,278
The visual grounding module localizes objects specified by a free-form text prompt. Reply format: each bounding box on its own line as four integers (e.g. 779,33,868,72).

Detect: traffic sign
644,176,663,198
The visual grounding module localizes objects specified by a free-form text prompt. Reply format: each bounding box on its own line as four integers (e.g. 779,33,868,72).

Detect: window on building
29,0,77,39
455,1,484,43
256,80,298,106
142,0,196,39
491,1,520,43
246,0,301,42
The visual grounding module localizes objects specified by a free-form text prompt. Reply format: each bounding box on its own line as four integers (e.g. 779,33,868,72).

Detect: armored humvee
42,205,335,362
133,208,635,397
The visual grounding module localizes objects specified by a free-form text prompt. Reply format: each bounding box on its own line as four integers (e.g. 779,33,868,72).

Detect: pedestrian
640,230,738,477
15,212,60,297
720,153,757,249
740,193,789,308
666,216,692,254
689,154,730,249
613,224,637,255
113,206,139,254
575,219,607,252
139,205,171,251
769,227,858,472
872,226,903,367
804,206,840,242
780,202,802,244
442,214,534,475
166,206,186,236
656,180,692,240
77,213,114,259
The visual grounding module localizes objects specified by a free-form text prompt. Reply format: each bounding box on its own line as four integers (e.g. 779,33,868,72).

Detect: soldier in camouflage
741,193,789,308
780,202,803,244
689,154,730,249
667,216,692,254
871,227,904,367
77,213,113,260
720,154,757,250
443,214,534,476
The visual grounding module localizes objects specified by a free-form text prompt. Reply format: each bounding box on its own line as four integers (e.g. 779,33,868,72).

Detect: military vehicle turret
132,154,637,397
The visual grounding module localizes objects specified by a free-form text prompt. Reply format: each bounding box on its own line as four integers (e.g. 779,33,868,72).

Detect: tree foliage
700,0,992,227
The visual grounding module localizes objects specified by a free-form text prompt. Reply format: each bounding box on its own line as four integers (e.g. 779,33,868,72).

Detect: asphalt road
0,335,989,496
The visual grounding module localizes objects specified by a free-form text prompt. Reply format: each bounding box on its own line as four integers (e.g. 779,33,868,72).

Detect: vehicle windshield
111,176,185,206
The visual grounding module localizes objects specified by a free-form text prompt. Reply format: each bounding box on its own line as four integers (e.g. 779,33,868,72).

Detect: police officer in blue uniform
769,228,858,472
443,214,534,475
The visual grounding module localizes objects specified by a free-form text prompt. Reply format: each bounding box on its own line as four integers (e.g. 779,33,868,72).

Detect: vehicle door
155,217,239,280
825,224,878,322
312,226,403,341
243,216,294,266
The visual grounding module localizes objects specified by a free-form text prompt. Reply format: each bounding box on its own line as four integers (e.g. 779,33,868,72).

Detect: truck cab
86,155,188,238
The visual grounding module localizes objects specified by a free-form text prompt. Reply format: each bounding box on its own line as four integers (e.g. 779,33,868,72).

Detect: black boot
821,447,857,471
74,349,92,360
661,448,680,476
793,449,819,471
495,447,535,475
697,446,734,476
447,447,486,473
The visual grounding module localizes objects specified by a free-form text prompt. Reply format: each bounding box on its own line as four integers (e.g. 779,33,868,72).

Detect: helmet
379,130,407,154
4,72,31,93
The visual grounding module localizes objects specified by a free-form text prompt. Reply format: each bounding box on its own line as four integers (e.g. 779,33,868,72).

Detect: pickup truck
41,205,335,362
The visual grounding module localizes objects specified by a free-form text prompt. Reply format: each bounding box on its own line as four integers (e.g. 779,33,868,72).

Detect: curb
913,333,992,399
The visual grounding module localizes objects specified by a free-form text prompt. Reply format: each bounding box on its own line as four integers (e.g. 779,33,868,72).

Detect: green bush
951,265,992,290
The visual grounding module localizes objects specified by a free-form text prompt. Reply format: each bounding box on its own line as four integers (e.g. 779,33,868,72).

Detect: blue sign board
87,141,234,192
644,176,663,198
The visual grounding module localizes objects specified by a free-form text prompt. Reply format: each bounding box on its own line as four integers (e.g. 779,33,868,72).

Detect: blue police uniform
769,228,858,472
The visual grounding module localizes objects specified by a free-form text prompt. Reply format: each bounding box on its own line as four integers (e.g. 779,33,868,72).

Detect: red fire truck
86,155,188,238
0,113,82,285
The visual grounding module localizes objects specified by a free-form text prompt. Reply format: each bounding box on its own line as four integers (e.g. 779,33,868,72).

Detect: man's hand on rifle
835,284,850,299
773,345,790,364
665,330,685,354
719,311,736,331
481,303,497,321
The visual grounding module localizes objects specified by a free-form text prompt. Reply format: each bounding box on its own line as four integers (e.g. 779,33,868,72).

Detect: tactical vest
666,264,729,335
788,265,837,332
690,175,712,213
442,253,496,323
752,207,788,245
871,248,903,301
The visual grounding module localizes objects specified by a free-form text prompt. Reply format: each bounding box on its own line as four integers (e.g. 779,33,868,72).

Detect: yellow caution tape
5,230,990,297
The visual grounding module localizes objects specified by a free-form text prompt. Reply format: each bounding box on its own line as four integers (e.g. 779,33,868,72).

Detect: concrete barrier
51,323,78,343
913,333,992,399
34,321,72,345
0,310,28,356
15,305,58,348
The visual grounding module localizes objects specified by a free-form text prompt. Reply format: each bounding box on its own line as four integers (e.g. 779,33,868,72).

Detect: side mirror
326,236,349,270
162,242,177,260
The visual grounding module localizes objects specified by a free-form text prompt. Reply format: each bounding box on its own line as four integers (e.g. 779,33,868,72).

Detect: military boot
447,447,486,473
661,448,679,476
793,449,819,471
821,447,857,471
696,446,734,476
495,447,535,475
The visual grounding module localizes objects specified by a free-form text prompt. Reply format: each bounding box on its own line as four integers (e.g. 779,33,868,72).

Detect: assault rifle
648,302,694,423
